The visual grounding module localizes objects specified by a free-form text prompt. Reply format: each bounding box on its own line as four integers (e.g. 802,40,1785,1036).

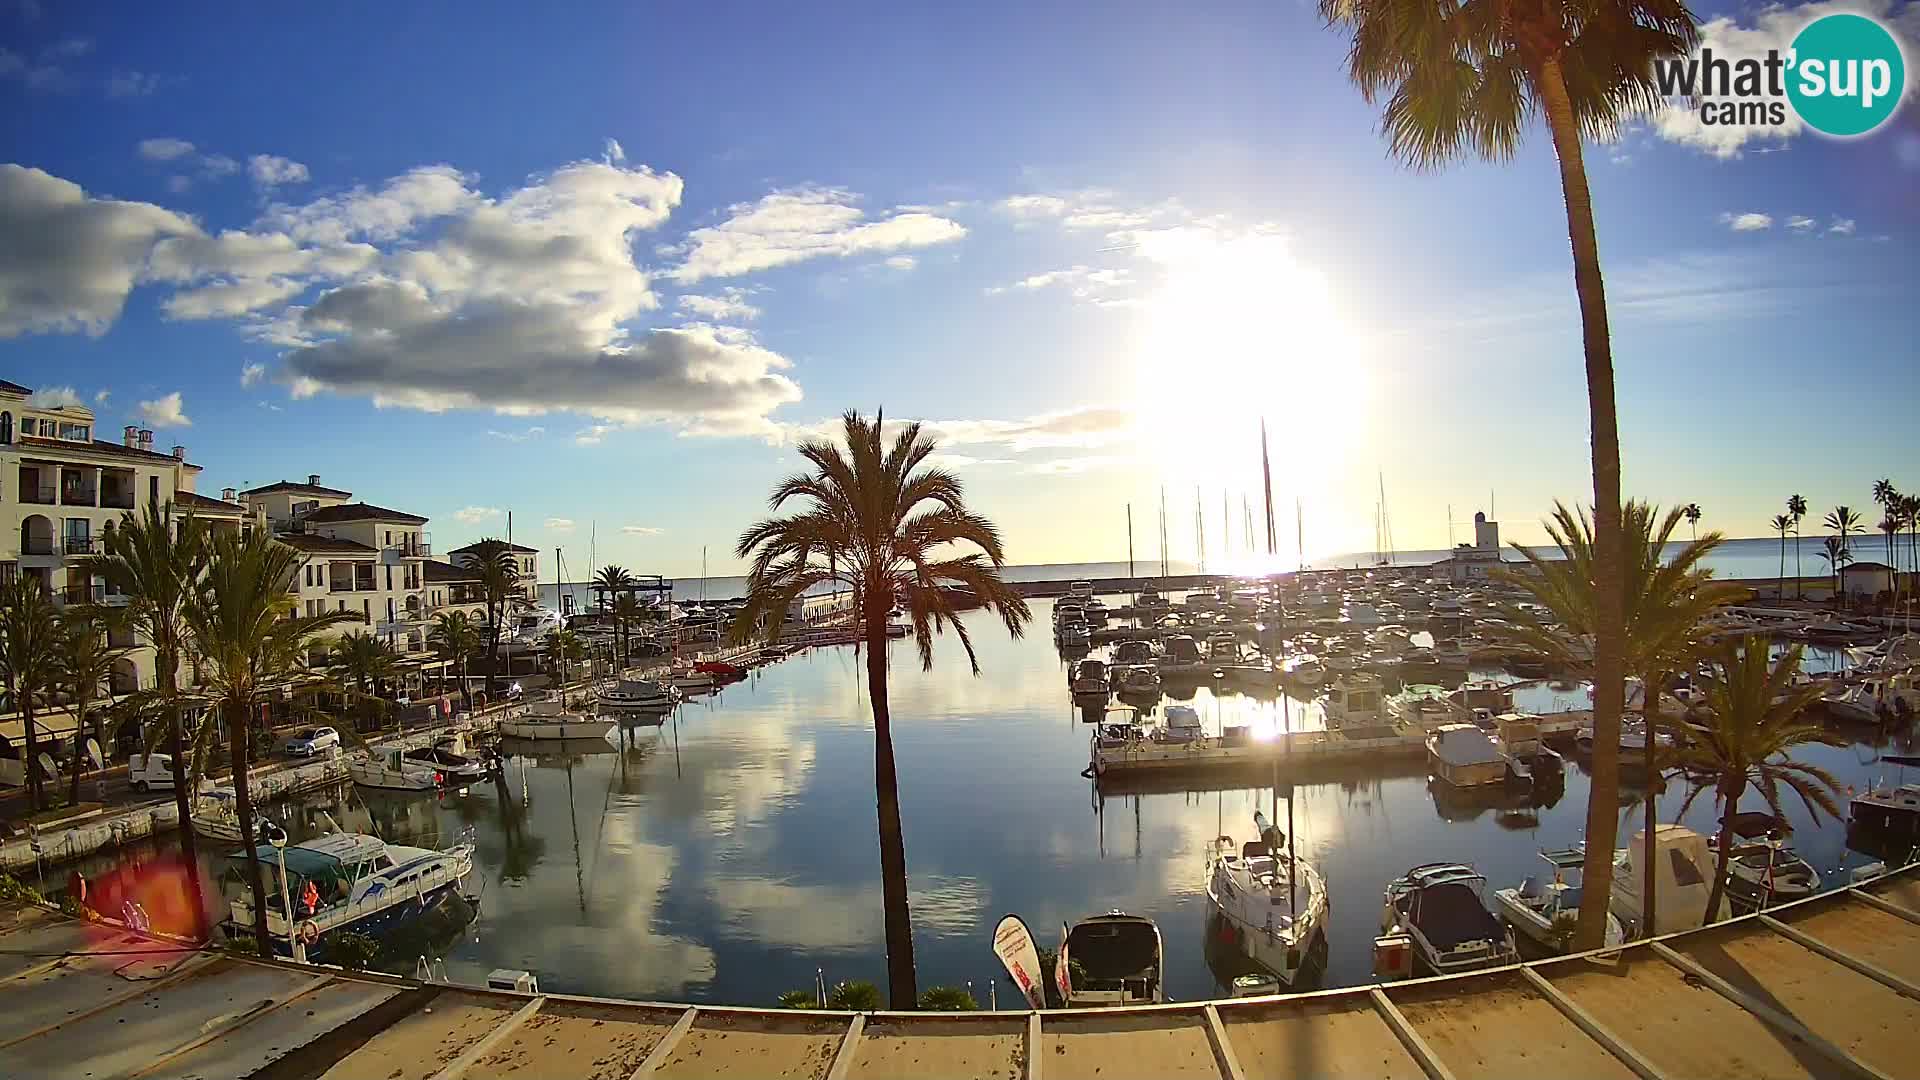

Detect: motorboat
1428,637,1471,667
1852,782,1920,837
348,747,446,792
1132,586,1171,615
1112,639,1160,667
1425,723,1512,788
1284,658,1325,689
1055,911,1164,1006
1057,619,1091,649
1205,812,1327,987
1451,680,1515,714
1493,848,1626,951
1492,713,1563,782
1159,705,1204,743
1070,659,1110,697
1083,597,1109,623
499,697,618,741
1324,672,1386,731
1379,863,1518,976
1593,825,1725,938
223,831,475,962
1710,815,1819,905
191,789,285,844
1575,715,1675,764
668,667,716,691
498,607,564,655
597,677,680,711
1205,631,1241,662
1157,635,1208,676
1819,683,1878,725
1117,664,1162,697
402,740,491,784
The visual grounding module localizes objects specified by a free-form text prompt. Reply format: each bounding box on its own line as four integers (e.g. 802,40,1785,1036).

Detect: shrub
916,985,978,1011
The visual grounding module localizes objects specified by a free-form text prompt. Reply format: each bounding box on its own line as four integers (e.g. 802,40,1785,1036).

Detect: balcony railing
329,582,354,593
63,536,99,555
62,583,105,604
389,539,431,558
101,491,135,510
19,484,56,505
20,537,55,556
61,488,98,507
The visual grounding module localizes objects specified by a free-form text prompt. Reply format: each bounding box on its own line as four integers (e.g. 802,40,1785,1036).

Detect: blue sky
3,0,1916,576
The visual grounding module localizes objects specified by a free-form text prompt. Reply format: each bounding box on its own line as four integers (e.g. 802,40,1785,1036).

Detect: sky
3,0,1917,578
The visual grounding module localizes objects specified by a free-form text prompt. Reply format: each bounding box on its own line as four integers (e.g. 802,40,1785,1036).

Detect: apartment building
446,540,540,604
238,477,433,654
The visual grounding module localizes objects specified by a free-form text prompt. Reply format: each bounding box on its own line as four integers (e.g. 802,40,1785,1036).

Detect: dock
2,863,1916,1079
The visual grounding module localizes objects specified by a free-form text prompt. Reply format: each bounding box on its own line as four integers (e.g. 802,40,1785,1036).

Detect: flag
991,915,1046,1010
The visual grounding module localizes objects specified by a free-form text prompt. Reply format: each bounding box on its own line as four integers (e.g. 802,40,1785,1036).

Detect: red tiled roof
277,534,378,555
299,502,427,525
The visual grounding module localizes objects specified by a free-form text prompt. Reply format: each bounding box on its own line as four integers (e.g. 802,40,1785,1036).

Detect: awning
0,711,83,743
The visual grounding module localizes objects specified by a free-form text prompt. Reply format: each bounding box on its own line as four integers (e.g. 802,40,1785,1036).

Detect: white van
128,752,180,792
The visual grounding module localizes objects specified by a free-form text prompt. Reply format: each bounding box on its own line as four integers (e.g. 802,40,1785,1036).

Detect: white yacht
498,607,564,656
1324,672,1386,730
1380,863,1518,976
1157,635,1208,676
499,696,617,741
1575,715,1675,764
1206,812,1327,987
1056,912,1164,1007
191,789,284,844
1425,723,1511,788
224,831,474,961
597,677,680,711
1493,849,1626,951
348,747,445,792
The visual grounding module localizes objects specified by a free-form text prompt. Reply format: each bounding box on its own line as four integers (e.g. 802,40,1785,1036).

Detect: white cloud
199,154,238,178
1787,215,1817,231
25,385,83,408
987,264,1131,302
993,189,1181,232
0,165,197,338
923,452,1012,470
240,362,265,386
137,137,195,162
258,401,282,411
676,288,760,321
166,176,192,195
1720,211,1773,231
783,405,1137,457
248,154,309,187
1826,217,1857,236
1023,454,1128,475
669,187,964,282
544,517,576,531
453,506,503,525
1646,0,1920,158
486,426,545,443
256,165,479,245
996,194,1070,219
620,525,663,535
92,389,109,403
603,137,625,164
135,391,191,428
105,71,159,97
573,423,614,446
883,255,916,271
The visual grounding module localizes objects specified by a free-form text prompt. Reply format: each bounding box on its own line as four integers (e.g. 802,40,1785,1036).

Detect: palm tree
593,565,634,612
184,530,361,954
732,410,1031,1006
429,611,481,713
87,502,212,930
0,575,62,810
1682,503,1702,541
1497,501,1738,939
1818,536,1850,602
1316,0,1695,949
545,629,585,687
1825,507,1862,606
1788,494,1808,600
1770,514,1793,602
1872,480,1902,605
1879,515,1903,607
54,608,129,807
463,540,521,690
1676,638,1844,923
332,631,400,732
610,593,647,667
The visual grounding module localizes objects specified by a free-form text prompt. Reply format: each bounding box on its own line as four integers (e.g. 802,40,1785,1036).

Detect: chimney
307,473,321,487
138,429,154,449
123,425,137,447
171,445,185,461
221,487,236,502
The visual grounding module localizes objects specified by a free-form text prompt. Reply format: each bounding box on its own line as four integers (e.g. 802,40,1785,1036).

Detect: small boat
1574,715,1674,764
1425,723,1512,788
1056,911,1164,1006
1057,620,1091,648
668,667,716,690
191,789,285,844
1713,828,1820,905
223,831,474,962
1083,597,1109,623
1117,664,1162,697
1851,783,1920,836
597,677,680,711
1156,635,1208,676
499,697,617,741
348,747,446,792
402,741,491,784
693,660,747,678
1205,631,1241,662
1070,659,1110,697
1380,863,1518,976
1159,705,1204,743
1493,848,1626,952
1325,672,1386,731
1284,658,1325,689
1112,639,1161,667
1205,812,1327,987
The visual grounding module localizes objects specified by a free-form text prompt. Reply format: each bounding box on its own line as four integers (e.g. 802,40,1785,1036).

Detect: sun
1130,232,1367,534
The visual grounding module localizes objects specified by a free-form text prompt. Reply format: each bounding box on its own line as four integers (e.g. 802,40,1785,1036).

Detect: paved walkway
2,864,1916,1079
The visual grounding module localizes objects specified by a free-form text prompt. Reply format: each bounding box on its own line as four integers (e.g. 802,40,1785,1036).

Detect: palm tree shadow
1661,934,1847,1078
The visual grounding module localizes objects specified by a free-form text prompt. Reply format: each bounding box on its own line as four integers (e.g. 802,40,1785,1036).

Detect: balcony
62,582,105,604
60,486,97,508
19,483,56,506
64,536,100,555
101,488,135,510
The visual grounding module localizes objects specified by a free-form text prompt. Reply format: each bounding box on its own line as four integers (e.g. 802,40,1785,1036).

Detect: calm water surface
71,599,1920,1006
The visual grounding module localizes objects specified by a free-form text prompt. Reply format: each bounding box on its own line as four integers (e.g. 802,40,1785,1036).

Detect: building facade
445,540,540,605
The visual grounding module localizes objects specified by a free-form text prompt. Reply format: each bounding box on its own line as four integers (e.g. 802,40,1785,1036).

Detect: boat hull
499,718,617,741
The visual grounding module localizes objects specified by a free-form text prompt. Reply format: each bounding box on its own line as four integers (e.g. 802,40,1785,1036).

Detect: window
0,412,10,444
149,476,158,506
337,599,346,612
385,565,393,590
58,422,89,442
384,530,392,545
18,417,33,436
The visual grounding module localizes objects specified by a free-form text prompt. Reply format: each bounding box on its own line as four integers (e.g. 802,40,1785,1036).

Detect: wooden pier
2,863,1916,1079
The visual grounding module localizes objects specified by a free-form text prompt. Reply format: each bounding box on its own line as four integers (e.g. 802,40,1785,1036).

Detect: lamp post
269,828,306,965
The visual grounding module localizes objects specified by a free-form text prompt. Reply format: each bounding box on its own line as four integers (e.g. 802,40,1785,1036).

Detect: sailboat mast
1159,487,1168,578
1195,487,1205,575
1296,497,1304,571
1260,420,1277,556
1127,503,1135,580
1222,490,1230,564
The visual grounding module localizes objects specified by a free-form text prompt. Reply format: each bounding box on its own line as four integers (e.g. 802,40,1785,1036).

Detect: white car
283,726,341,757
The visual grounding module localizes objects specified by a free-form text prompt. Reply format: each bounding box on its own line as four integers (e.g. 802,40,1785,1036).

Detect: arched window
0,411,11,444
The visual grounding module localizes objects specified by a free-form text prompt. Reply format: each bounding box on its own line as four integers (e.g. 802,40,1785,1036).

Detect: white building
446,540,540,605
237,477,433,655
1430,512,1505,584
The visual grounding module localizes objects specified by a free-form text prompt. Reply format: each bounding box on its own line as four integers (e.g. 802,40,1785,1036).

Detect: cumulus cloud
25,385,84,408
138,137,195,162
993,189,1181,232
987,264,1131,302
544,517,575,531
0,165,197,337
669,187,964,282
883,255,916,270
1826,217,1857,236
1647,0,1920,158
620,525,663,535
603,138,625,164
1721,211,1773,231
676,288,760,321
247,154,309,187
453,506,503,525
240,362,265,386
486,426,545,443
1024,454,1128,475
135,391,191,427
1787,215,1817,231
105,71,160,98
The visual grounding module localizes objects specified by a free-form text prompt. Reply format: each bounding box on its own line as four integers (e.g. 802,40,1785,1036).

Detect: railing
60,487,98,507
61,583,105,604
329,582,355,593
19,484,55,505
390,539,431,558
63,536,99,555
100,491,135,510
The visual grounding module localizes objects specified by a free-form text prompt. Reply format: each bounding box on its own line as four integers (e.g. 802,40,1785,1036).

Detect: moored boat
1425,723,1512,788
223,831,475,962
499,697,617,741
1206,812,1327,987
1380,863,1518,976
1493,848,1625,952
348,747,445,792
597,677,680,711
1056,911,1164,1006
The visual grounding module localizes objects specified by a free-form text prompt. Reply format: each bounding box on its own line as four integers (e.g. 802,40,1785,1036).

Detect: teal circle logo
1786,14,1906,137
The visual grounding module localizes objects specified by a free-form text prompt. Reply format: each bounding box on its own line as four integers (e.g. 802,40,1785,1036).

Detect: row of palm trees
1769,484,1917,606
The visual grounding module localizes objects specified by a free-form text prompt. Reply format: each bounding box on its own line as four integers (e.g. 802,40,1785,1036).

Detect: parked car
283,726,341,757
128,752,179,792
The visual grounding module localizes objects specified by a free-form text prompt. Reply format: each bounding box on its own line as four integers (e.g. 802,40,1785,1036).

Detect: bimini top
1403,863,1486,889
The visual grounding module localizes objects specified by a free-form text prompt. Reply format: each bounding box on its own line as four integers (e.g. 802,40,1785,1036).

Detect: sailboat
1205,811,1327,987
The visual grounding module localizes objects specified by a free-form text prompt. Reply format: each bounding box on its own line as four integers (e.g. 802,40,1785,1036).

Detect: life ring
298,920,321,946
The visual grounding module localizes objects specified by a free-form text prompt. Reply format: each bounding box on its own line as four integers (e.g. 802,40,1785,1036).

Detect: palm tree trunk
226,695,272,954
1794,527,1802,600
1705,787,1737,927
1778,531,1786,601
461,655,472,713
23,695,42,811
1539,56,1627,953
67,704,86,809
864,593,917,1007
163,653,207,940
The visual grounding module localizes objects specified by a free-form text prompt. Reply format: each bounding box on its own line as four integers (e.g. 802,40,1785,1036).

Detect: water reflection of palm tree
493,763,547,884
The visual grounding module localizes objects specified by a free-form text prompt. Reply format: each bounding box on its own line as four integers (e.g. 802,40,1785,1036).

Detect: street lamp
268,826,306,965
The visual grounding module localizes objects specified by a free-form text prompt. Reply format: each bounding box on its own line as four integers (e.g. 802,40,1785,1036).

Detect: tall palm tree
463,540,521,690
429,611,481,713
1682,503,1702,541
1818,536,1850,604
732,410,1031,1006
54,608,129,807
610,593,647,667
593,565,637,665
0,575,62,810
87,502,211,931
1497,501,1738,939
1880,515,1903,606
1676,638,1843,923
184,530,360,954
1316,0,1695,949
331,631,400,732
1825,507,1862,606
1788,494,1808,600
1770,513,1793,601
